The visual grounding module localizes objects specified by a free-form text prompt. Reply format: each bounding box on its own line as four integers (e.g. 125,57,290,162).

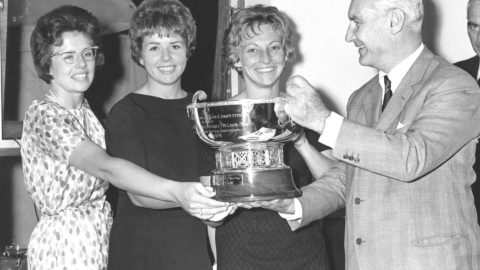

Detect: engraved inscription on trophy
187,90,302,202
214,174,244,186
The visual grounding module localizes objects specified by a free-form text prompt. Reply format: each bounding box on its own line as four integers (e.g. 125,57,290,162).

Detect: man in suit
456,0,480,81
455,0,480,226
260,0,480,269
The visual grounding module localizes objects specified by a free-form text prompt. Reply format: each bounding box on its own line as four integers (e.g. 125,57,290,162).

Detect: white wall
269,0,474,115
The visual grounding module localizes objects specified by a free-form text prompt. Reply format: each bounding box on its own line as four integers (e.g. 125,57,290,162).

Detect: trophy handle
191,90,224,148
192,90,208,103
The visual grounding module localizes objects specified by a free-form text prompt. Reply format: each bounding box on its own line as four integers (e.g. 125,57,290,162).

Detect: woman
105,1,230,269
214,5,333,270
21,5,228,270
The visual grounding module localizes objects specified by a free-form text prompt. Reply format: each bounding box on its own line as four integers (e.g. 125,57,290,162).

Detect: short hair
30,5,104,84
223,5,296,73
129,0,197,66
371,0,424,28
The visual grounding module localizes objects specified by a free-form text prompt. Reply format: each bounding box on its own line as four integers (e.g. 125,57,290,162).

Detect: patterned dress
20,98,112,270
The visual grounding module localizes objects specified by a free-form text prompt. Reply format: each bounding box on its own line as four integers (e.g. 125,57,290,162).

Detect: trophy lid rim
187,97,287,109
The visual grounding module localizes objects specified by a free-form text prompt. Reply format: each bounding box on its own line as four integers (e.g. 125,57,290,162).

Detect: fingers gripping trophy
187,90,302,202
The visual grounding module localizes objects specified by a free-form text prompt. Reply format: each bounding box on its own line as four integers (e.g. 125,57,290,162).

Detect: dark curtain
211,0,231,101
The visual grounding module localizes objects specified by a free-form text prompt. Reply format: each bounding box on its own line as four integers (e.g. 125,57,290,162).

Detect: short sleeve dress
105,92,213,270
20,98,112,270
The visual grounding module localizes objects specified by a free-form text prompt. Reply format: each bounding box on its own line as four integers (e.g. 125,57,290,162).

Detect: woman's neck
136,80,186,99
243,86,281,99
47,87,83,109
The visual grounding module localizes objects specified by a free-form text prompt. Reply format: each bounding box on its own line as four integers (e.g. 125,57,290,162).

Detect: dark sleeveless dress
105,92,212,270
215,131,330,270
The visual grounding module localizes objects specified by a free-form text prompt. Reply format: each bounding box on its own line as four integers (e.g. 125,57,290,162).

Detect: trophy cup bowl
187,90,302,202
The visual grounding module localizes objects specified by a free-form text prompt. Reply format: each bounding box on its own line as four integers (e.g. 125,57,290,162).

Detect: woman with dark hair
21,5,229,270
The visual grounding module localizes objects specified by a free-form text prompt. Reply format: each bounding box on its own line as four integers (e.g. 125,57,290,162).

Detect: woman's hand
208,204,238,221
235,198,295,214
274,102,290,128
171,182,231,219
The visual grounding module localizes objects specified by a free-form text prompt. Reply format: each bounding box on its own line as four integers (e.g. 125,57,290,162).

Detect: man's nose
345,25,355,42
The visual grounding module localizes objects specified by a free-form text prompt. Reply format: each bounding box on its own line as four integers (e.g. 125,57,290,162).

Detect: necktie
382,75,392,112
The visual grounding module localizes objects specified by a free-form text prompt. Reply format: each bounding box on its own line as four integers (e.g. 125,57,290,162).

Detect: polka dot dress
20,99,112,270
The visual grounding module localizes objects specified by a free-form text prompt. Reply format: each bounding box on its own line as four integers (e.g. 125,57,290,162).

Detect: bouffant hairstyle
129,0,197,66
223,5,296,73
30,5,104,84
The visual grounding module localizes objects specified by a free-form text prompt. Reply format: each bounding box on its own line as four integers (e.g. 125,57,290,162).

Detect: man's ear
389,8,405,34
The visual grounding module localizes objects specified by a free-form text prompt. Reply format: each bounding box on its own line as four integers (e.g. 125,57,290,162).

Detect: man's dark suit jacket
455,55,480,225
455,55,480,81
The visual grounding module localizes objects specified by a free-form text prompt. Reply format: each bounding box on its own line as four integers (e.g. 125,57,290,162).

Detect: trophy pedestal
211,167,301,202
210,142,301,202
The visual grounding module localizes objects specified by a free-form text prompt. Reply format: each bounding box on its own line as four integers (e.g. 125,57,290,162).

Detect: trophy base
211,167,301,202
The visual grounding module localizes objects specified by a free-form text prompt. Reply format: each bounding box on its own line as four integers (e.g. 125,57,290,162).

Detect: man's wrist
318,111,343,148
314,110,331,134
311,110,332,134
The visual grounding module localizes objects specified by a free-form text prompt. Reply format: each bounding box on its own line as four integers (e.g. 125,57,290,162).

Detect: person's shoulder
412,49,472,81
420,53,479,93
454,55,477,68
453,55,479,79
108,93,141,115
23,100,75,138
112,92,136,106
430,54,476,81
25,99,69,119
106,93,149,127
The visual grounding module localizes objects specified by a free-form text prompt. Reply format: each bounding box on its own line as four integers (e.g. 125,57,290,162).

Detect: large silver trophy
187,90,302,202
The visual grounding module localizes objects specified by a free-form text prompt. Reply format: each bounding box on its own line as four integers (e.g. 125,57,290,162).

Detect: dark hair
30,5,104,84
130,0,197,66
223,5,296,73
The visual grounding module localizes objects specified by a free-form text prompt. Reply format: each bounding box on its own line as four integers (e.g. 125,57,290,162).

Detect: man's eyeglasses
51,46,99,64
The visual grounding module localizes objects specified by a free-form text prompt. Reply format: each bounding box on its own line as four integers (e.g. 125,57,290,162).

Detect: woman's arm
128,195,178,209
69,140,228,219
293,132,335,179
105,103,186,210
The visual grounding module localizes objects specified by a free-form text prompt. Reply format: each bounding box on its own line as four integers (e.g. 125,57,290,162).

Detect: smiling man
259,0,480,269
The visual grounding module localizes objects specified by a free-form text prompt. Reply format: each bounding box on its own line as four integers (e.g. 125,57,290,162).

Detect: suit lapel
361,84,382,127
375,48,433,130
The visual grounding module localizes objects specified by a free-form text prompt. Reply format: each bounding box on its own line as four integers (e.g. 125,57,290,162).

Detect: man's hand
285,75,331,134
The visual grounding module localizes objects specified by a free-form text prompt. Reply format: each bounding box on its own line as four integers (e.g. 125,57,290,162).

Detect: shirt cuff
278,198,303,221
318,112,344,148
